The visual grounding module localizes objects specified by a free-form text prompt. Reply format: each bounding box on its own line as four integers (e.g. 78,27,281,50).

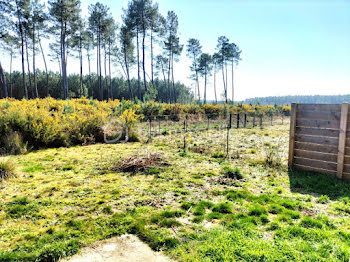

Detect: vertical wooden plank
288,103,297,169
337,103,349,179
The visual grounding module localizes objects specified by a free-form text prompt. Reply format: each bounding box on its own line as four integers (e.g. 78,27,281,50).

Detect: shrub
0,159,16,181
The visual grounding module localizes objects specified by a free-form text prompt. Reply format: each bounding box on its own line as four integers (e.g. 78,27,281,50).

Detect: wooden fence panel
289,103,350,182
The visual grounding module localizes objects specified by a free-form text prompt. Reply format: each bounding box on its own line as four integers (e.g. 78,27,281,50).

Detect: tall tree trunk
96,36,99,99
21,32,28,99
33,23,38,98
171,54,176,103
25,31,33,98
98,28,102,101
167,45,172,103
150,30,154,88
10,50,13,97
225,61,228,102
204,68,207,104
124,51,133,99
104,45,107,99
108,41,112,99
193,53,200,101
79,36,83,97
222,64,227,103
61,21,68,100
57,55,62,77
136,28,141,100
142,25,147,94
231,59,234,103
159,59,167,102
214,62,217,104
79,49,83,97
0,61,7,98
15,2,28,99
87,49,92,97
38,31,49,96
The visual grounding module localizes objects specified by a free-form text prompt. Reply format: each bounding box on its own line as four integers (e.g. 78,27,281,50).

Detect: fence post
237,113,240,129
158,117,161,134
270,115,273,126
226,113,232,158
244,113,247,128
337,103,349,179
149,118,152,141
183,118,187,152
259,115,263,128
288,103,297,169
207,115,210,130
253,113,256,127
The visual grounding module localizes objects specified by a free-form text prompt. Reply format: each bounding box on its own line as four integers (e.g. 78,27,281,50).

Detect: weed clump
193,201,214,216
300,216,323,229
317,195,330,204
248,204,267,216
212,202,233,214
1,131,28,155
0,159,16,181
263,142,282,167
223,166,244,180
161,210,184,218
211,151,225,159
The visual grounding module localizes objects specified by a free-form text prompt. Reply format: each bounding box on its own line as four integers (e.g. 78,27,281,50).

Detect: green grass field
1,124,350,261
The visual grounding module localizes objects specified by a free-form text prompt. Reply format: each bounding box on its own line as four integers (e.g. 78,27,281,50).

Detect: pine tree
186,38,202,101
88,2,110,101
49,0,81,99
198,53,212,104
163,11,183,103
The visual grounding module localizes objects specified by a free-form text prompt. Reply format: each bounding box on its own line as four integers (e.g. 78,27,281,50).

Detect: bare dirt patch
61,234,172,262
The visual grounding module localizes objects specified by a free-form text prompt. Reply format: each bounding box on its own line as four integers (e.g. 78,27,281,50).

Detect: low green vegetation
1,124,350,261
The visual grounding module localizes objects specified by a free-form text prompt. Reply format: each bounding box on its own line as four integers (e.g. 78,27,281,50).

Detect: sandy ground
61,235,172,262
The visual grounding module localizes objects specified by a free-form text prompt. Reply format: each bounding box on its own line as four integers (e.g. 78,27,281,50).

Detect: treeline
0,70,193,103
0,0,241,103
242,95,350,105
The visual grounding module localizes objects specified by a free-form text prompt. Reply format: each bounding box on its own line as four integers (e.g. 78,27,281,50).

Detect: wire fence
137,113,289,156
139,113,288,137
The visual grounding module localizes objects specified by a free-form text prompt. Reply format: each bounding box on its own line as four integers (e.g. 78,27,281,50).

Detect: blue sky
3,0,350,100
155,0,350,100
